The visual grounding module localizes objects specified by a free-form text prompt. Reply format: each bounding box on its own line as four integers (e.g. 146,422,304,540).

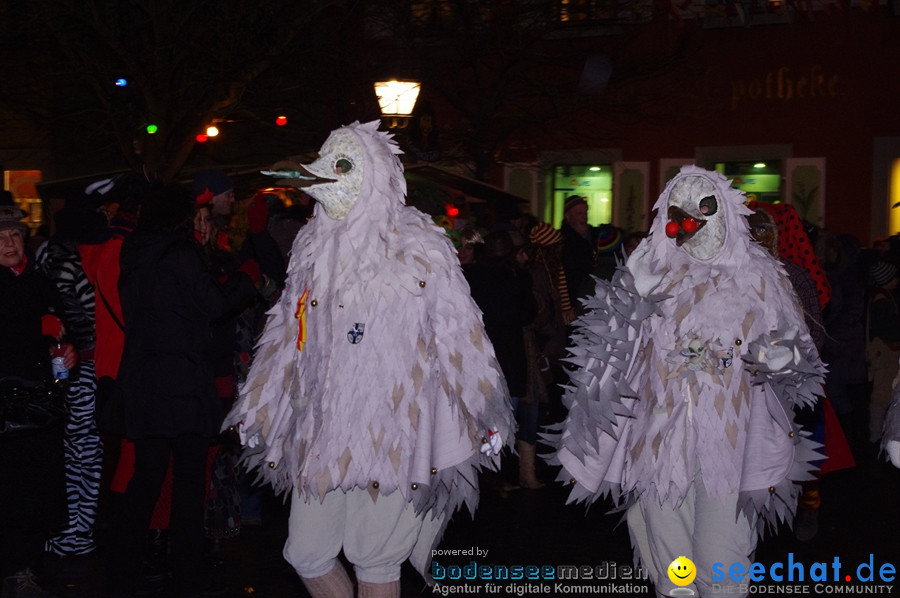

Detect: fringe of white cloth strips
544,268,826,537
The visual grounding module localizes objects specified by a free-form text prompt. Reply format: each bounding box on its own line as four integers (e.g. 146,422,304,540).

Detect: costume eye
335,158,353,175
699,195,717,216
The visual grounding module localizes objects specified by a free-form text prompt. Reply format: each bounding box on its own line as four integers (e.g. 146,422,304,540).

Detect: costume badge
719,346,734,369
347,323,365,344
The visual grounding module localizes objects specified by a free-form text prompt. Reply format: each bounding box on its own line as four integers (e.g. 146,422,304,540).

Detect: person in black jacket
106,184,257,598
464,231,539,489
560,195,623,313
0,206,71,597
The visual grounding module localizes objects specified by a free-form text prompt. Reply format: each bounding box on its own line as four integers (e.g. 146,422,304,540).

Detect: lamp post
373,80,421,128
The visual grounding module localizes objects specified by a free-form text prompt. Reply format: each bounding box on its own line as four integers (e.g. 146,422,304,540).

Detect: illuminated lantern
276,115,288,126
206,125,219,137
146,124,158,134
115,78,128,87
196,133,209,143
445,203,459,218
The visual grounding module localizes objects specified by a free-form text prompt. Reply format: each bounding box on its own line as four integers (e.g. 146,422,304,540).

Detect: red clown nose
665,221,680,238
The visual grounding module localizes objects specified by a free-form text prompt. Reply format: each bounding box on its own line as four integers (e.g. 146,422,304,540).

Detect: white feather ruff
224,122,514,523
547,166,826,536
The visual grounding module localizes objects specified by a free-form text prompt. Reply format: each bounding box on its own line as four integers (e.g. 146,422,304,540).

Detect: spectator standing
560,195,623,312
0,206,71,597
465,231,538,489
747,207,846,543
36,202,109,557
193,190,283,546
105,184,256,598
524,222,572,430
560,195,595,309
821,233,870,459
456,227,484,267
866,260,900,447
193,170,235,235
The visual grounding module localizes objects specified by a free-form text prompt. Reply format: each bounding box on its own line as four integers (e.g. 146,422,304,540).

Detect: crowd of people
1,164,898,598
0,172,293,598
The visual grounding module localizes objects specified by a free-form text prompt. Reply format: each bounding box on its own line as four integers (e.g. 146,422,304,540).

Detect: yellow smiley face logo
667,556,697,586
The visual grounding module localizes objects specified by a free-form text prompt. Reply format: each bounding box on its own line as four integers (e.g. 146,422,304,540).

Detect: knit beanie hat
596,225,623,254
0,206,27,232
564,195,587,214
529,222,562,247
869,261,898,288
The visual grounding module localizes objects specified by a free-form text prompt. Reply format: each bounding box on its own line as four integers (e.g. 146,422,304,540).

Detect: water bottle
51,342,69,382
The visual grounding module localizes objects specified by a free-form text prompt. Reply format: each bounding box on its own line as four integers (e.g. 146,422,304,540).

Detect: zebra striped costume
37,239,103,556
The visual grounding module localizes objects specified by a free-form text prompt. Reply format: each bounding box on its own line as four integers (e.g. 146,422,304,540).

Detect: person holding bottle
36,201,109,558
0,205,74,597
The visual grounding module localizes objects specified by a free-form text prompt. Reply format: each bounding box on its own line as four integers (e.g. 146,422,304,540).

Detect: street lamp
374,80,421,127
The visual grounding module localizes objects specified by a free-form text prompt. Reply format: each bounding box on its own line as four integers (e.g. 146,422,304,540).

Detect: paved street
43,446,900,597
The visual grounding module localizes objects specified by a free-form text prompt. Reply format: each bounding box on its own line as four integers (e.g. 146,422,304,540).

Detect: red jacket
80,234,125,379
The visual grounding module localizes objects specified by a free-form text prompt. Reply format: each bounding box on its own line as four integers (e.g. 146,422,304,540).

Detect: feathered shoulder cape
225,125,514,524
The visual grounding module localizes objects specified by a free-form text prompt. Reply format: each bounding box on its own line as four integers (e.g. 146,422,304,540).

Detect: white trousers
283,488,424,584
627,480,756,598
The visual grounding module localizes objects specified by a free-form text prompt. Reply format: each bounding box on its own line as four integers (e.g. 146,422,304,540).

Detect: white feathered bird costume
224,121,514,555
547,165,826,536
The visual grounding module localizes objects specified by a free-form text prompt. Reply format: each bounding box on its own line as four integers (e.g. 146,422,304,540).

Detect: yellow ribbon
294,287,310,351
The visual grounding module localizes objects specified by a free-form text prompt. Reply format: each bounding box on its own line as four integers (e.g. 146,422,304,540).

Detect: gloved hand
480,426,503,457
41,314,64,339
237,259,262,285
237,421,261,449
886,440,900,468
248,192,269,234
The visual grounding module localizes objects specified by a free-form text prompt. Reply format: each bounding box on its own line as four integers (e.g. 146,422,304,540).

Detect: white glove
237,421,261,449
886,440,900,469
480,426,503,457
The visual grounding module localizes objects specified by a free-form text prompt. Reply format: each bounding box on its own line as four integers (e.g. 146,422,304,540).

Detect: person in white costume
547,166,826,598
224,121,514,598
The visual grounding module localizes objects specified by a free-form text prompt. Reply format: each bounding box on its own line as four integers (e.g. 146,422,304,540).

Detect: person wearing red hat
193,170,235,221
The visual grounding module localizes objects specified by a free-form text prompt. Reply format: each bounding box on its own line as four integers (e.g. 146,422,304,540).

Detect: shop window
713,160,782,204
3,170,43,234
558,0,619,22
889,158,900,236
546,164,613,229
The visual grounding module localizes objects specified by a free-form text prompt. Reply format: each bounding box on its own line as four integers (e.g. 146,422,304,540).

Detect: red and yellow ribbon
295,288,310,351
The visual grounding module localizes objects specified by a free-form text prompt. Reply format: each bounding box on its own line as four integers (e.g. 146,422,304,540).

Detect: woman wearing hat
0,205,72,597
